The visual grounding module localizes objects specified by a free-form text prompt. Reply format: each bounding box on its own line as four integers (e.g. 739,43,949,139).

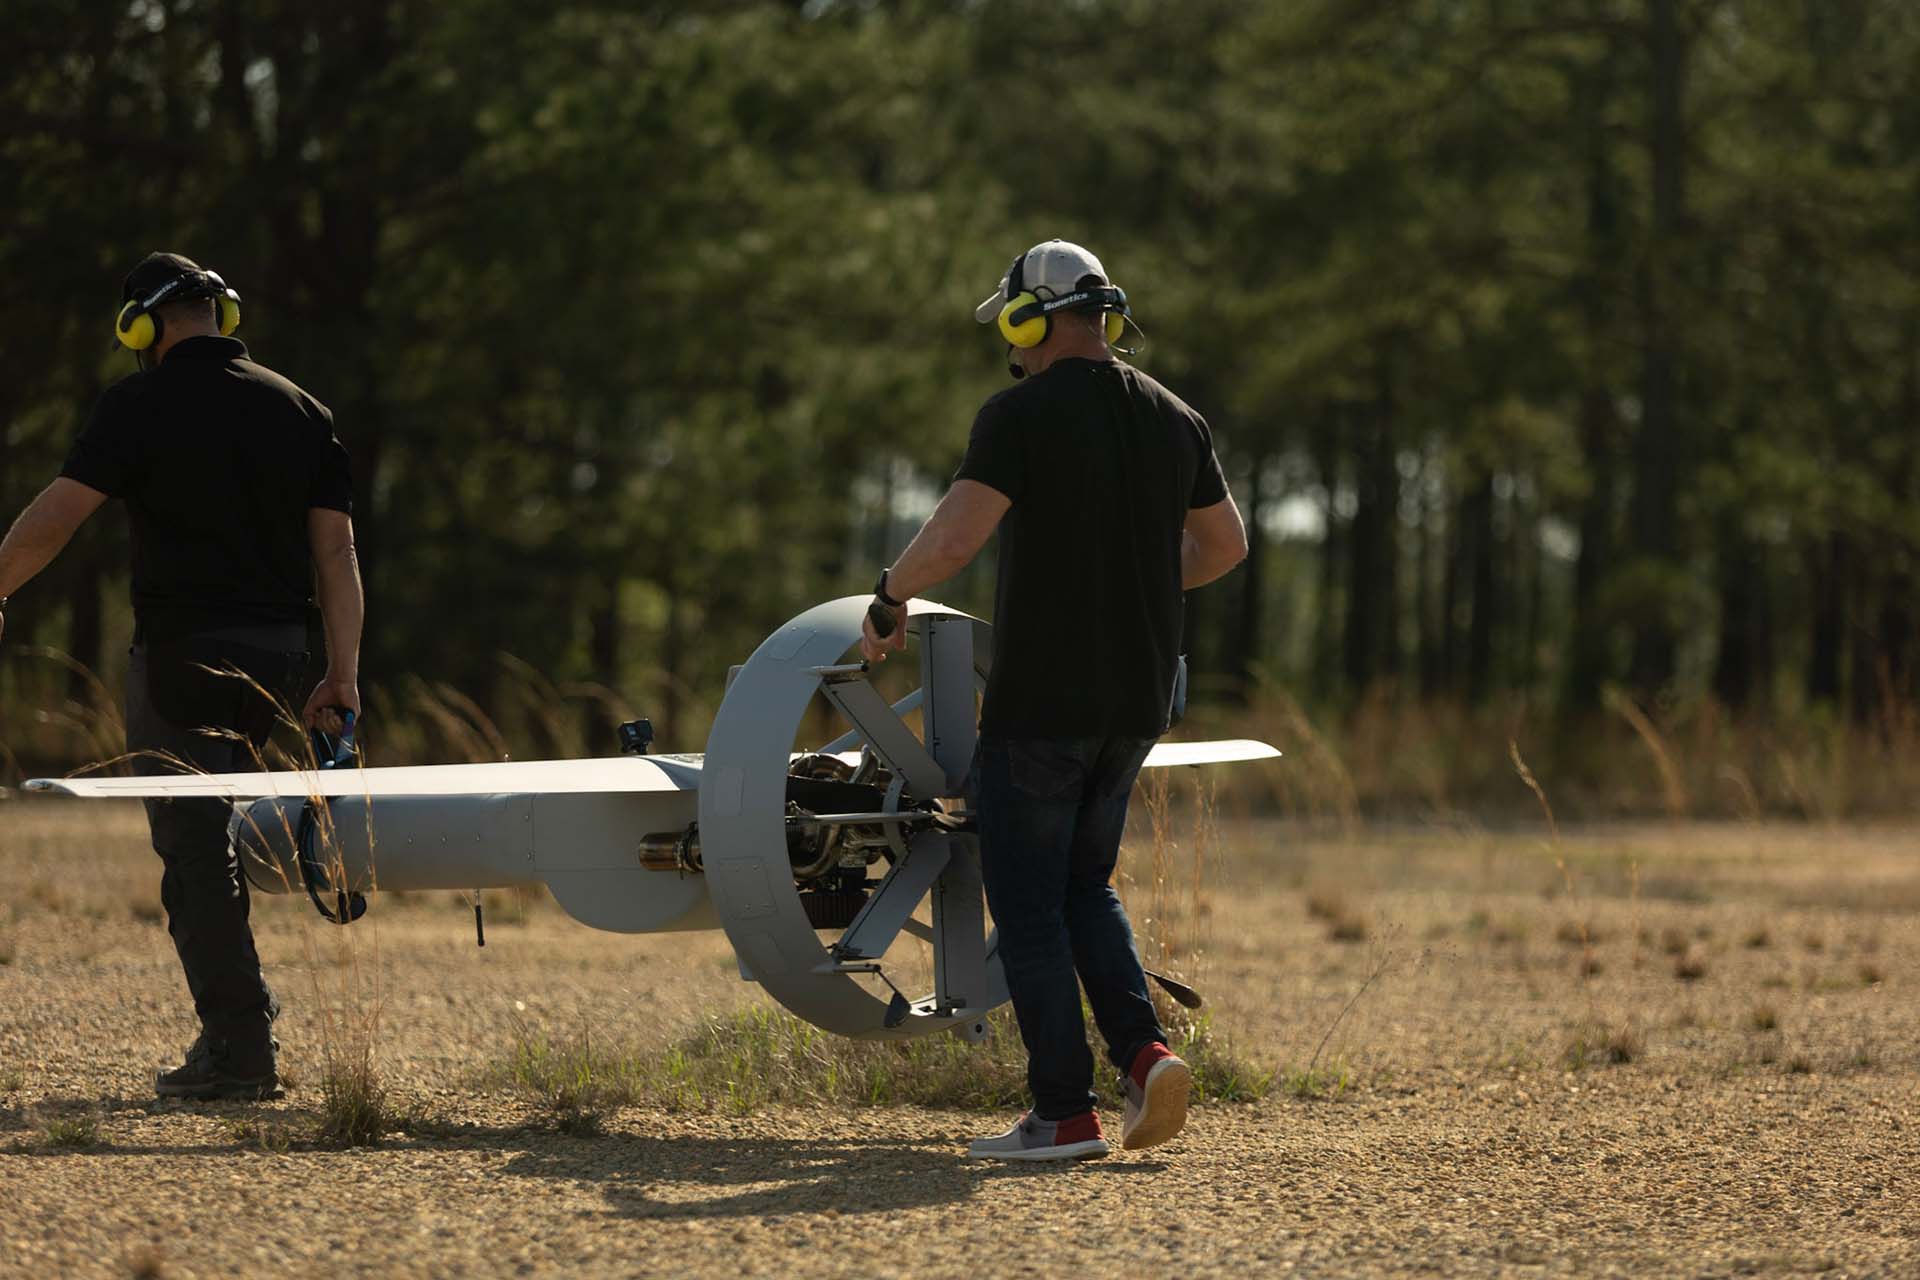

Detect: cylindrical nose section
230,794,540,895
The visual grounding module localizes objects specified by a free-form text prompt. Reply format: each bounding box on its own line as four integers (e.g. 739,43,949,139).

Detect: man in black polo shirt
0,252,363,1099
860,240,1248,1160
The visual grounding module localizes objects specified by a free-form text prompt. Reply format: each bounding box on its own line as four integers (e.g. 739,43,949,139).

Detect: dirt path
2,804,1918,1277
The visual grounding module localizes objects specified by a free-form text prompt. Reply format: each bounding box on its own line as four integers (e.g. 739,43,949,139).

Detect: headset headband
131,268,239,314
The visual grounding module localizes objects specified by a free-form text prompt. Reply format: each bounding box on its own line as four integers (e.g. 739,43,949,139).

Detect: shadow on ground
3,1096,1164,1215
496,1131,1168,1221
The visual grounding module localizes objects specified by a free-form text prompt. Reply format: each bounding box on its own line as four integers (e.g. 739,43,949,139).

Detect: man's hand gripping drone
28,597,1274,1041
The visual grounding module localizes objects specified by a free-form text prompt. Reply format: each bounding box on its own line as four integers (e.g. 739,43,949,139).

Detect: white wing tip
1142,739,1283,768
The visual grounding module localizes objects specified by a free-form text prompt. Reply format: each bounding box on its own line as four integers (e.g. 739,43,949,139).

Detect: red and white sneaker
967,1110,1110,1161
1121,1042,1191,1150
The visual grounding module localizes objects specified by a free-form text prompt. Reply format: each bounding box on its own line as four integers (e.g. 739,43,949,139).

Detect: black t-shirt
954,357,1229,739
61,336,353,643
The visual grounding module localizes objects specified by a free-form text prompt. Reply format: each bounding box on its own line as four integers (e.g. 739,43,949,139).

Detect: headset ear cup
1104,310,1125,346
217,296,240,336
998,293,1049,348
116,301,156,351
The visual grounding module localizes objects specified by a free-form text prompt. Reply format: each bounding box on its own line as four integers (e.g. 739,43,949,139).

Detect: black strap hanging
297,709,366,925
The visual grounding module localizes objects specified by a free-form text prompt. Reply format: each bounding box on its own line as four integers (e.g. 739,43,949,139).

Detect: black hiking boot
156,1032,281,1101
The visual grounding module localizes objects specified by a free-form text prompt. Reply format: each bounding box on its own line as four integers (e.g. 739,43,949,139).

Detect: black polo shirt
61,336,352,644
954,357,1228,739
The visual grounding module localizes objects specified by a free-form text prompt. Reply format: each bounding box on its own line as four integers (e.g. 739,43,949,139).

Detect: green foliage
1280,1062,1354,1101
499,1002,1269,1125
3,0,1917,781
42,1111,101,1150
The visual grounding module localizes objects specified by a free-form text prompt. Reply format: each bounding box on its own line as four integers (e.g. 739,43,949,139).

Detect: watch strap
873,570,905,610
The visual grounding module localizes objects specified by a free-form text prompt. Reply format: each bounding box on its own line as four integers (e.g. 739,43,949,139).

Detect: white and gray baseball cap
974,239,1114,323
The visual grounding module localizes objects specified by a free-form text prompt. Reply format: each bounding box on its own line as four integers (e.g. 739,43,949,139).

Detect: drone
26,597,1278,1042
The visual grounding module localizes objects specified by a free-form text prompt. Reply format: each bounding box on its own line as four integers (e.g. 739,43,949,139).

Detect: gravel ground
2,800,1917,1278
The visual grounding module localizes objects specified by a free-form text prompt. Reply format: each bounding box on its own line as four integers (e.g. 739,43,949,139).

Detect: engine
637,747,939,929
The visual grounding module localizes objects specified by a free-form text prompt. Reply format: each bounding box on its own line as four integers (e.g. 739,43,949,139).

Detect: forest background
3,0,1916,820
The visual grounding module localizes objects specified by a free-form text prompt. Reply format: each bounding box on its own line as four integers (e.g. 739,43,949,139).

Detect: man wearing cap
860,239,1249,1159
0,252,362,1099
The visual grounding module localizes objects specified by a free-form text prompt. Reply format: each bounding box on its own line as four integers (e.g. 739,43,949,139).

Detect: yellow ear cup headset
114,269,241,355
994,250,1134,362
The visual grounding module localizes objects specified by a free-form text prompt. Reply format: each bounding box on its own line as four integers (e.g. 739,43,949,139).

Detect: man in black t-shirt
0,252,364,1099
860,240,1248,1160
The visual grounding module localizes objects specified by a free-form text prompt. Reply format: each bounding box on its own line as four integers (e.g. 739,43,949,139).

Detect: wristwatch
873,570,904,609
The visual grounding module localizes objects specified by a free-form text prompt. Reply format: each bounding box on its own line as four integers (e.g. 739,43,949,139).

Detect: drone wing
23,739,1278,801
22,753,707,800
1141,739,1281,768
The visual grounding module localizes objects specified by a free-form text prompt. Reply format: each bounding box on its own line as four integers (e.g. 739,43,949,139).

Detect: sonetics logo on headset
1040,291,1095,312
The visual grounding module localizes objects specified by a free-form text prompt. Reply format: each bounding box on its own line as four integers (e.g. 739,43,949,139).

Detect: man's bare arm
860,479,1011,662
1182,495,1249,590
0,479,109,643
886,480,1011,600
303,508,364,729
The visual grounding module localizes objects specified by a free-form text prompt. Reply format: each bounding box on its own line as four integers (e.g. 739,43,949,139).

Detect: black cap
122,251,204,303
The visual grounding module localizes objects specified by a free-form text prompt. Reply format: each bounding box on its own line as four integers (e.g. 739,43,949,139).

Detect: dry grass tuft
1487,917,1529,945
1304,890,1346,922
1744,927,1772,949
1326,910,1371,943
315,1036,390,1147
1305,889,1370,942
1602,688,1689,818
222,1117,296,1153
1555,919,1602,946
126,1244,169,1280
1749,1004,1780,1032
1673,950,1709,982
1566,1021,1643,1068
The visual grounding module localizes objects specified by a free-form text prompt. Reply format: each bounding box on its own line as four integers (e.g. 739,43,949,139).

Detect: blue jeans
973,735,1166,1120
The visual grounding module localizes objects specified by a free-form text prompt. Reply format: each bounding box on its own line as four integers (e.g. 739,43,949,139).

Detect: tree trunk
1806,533,1845,705
1441,478,1463,697
1518,475,1543,697
590,581,619,688
1712,530,1764,710
1849,562,1879,727
1344,392,1398,693
1627,0,1687,696
1416,451,1443,698
1464,472,1497,704
1311,410,1344,694
1230,448,1269,703
1566,40,1624,710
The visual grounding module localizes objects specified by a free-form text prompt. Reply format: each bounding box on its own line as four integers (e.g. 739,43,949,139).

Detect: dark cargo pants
126,627,306,1067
